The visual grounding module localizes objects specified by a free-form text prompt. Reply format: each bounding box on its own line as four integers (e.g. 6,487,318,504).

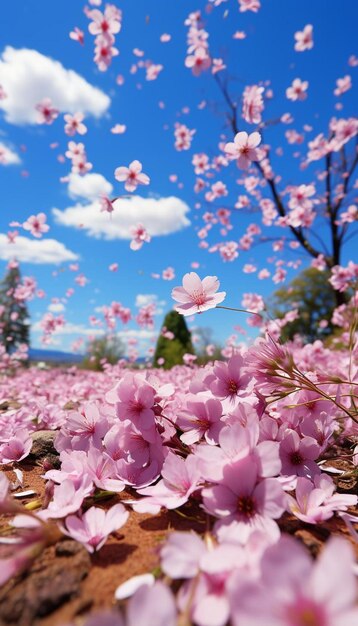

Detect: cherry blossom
334,75,352,96
64,503,129,552
172,272,226,315
294,24,314,51
286,78,309,101
114,160,150,192
35,98,59,124
129,224,151,251
230,537,358,626
88,5,122,37
224,131,262,169
64,112,87,136
242,85,265,124
22,213,50,238
69,27,84,44
239,0,261,13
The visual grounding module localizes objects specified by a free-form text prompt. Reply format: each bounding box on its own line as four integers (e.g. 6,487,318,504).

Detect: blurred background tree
270,268,337,343
192,326,223,364
0,266,30,354
82,334,125,370
153,310,195,369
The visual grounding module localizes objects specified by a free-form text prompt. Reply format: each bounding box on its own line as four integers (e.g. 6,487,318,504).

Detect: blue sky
0,0,357,356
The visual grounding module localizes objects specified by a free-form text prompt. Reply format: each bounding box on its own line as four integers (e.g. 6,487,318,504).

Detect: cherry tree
181,9,357,307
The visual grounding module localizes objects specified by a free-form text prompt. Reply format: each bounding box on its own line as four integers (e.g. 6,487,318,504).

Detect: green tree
270,268,337,343
153,310,195,369
82,334,125,371
0,266,30,354
192,326,223,365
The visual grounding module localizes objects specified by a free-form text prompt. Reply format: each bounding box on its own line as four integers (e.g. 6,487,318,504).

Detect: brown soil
0,456,357,626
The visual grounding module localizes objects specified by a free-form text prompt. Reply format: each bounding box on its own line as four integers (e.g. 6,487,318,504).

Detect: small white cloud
0,141,20,165
32,321,103,336
31,323,156,343
0,234,78,264
0,47,110,125
52,195,191,240
135,294,166,315
135,294,157,308
68,172,113,200
117,329,157,341
48,302,65,313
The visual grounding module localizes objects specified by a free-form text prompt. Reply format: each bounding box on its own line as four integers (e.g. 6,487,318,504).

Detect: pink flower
130,224,151,251
202,454,286,539
107,373,157,442
288,184,315,210
94,36,119,72
334,75,352,96
177,394,223,445
329,118,358,151
0,519,49,586
64,503,128,552
224,131,262,169
287,475,357,524
242,85,265,124
162,266,175,280
126,581,177,626
146,64,163,81
22,213,49,238
134,452,202,513
172,272,226,316
210,354,252,403
114,160,150,192
88,6,122,37
160,531,206,579
64,112,87,136
44,477,93,519
174,123,196,151
61,402,109,451
329,262,358,292
0,429,32,464
100,196,114,213
69,27,84,45
294,24,313,52
279,431,320,478
239,0,261,13
35,98,59,124
230,536,358,626
185,47,211,76
286,78,309,101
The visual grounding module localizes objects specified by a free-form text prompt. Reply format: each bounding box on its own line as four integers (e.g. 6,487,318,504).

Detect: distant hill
29,348,84,364
29,348,150,366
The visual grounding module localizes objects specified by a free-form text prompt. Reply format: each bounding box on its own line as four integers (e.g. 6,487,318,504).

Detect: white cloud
31,323,156,343
0,47,110,125
0,234,78,264
48,302,65,313
0,141,21,165
68,172,113,200
135,294,166,315
52,195,191,240
118,329,157,341
32,321,103,336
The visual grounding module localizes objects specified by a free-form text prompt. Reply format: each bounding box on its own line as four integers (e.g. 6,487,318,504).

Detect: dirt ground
0,454,357,626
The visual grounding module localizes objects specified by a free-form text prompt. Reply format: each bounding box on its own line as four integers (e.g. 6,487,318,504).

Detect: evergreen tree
0,267,30,354
153,310,195,369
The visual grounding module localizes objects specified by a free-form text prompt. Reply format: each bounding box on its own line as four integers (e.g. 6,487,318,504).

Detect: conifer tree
153,310,195,369
0,267,30,354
